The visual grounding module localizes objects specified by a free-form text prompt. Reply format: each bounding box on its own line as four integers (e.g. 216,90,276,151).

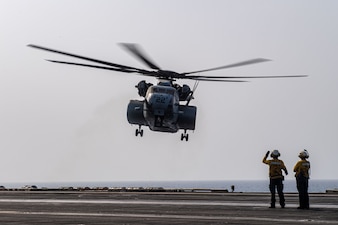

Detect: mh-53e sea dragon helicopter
28,43,306,141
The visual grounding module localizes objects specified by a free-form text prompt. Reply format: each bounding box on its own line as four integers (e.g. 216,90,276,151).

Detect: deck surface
0,191,337,224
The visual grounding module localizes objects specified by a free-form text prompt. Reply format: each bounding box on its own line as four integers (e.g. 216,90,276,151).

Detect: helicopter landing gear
181,130,189,141
135,125,143,137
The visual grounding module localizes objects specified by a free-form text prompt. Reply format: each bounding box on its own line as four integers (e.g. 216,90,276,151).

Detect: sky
0,0,337,184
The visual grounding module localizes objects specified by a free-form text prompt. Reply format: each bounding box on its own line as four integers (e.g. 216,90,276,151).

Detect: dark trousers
269,178,285,207
296,175,309,209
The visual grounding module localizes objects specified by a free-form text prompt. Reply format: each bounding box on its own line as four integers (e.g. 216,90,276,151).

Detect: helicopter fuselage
127,82,197,139
144,85,179,132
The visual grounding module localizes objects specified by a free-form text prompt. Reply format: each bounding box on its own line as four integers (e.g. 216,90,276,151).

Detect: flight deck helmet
299,149,309,159
270,150,280,158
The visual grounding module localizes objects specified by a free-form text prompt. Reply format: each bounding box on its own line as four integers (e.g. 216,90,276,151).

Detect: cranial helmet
270,150,280,158
299,149,309,159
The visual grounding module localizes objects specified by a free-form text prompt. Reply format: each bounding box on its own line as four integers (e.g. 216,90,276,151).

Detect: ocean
3,180,338,193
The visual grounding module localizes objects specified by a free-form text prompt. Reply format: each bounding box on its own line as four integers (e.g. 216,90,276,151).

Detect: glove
265,151,270,158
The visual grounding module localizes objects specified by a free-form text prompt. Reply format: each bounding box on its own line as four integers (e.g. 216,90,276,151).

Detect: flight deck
0,190,337,224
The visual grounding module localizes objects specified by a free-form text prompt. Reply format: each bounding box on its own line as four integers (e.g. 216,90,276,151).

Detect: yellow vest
294,160,310,178
263,158,286,179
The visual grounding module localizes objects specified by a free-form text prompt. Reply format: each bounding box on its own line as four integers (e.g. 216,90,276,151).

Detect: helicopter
28,43,306,141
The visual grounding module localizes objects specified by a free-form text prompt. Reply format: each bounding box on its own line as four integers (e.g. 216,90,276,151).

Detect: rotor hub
157,70,181,79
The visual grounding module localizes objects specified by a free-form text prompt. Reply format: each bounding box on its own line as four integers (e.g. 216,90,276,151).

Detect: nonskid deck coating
0,191,337,224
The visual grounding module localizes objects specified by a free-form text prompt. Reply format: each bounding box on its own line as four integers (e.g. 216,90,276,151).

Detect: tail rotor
186,81,199,106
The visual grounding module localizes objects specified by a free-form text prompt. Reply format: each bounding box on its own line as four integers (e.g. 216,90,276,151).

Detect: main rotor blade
28,44,150,73
119,43,161,70
182,58,271,75
46,60,158,77
46,60,137,73
185,74,308,79
187,77,247,82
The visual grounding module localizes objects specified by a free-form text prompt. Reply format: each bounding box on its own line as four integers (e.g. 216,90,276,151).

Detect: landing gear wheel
135,125,143,137
180,132,189,141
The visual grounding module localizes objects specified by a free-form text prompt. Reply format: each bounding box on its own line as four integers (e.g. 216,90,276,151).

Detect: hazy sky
1,0,337,183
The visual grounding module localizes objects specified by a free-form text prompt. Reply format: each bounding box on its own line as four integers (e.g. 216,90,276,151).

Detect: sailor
262,150,288,208
293,149,310,209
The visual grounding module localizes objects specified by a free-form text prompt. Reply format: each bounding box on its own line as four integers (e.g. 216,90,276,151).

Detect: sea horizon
1,179,337,193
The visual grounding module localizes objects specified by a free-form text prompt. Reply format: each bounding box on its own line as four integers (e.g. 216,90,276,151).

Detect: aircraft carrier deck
0,190,337,224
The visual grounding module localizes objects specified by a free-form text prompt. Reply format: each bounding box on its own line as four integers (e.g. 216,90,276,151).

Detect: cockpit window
150,87,175,95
